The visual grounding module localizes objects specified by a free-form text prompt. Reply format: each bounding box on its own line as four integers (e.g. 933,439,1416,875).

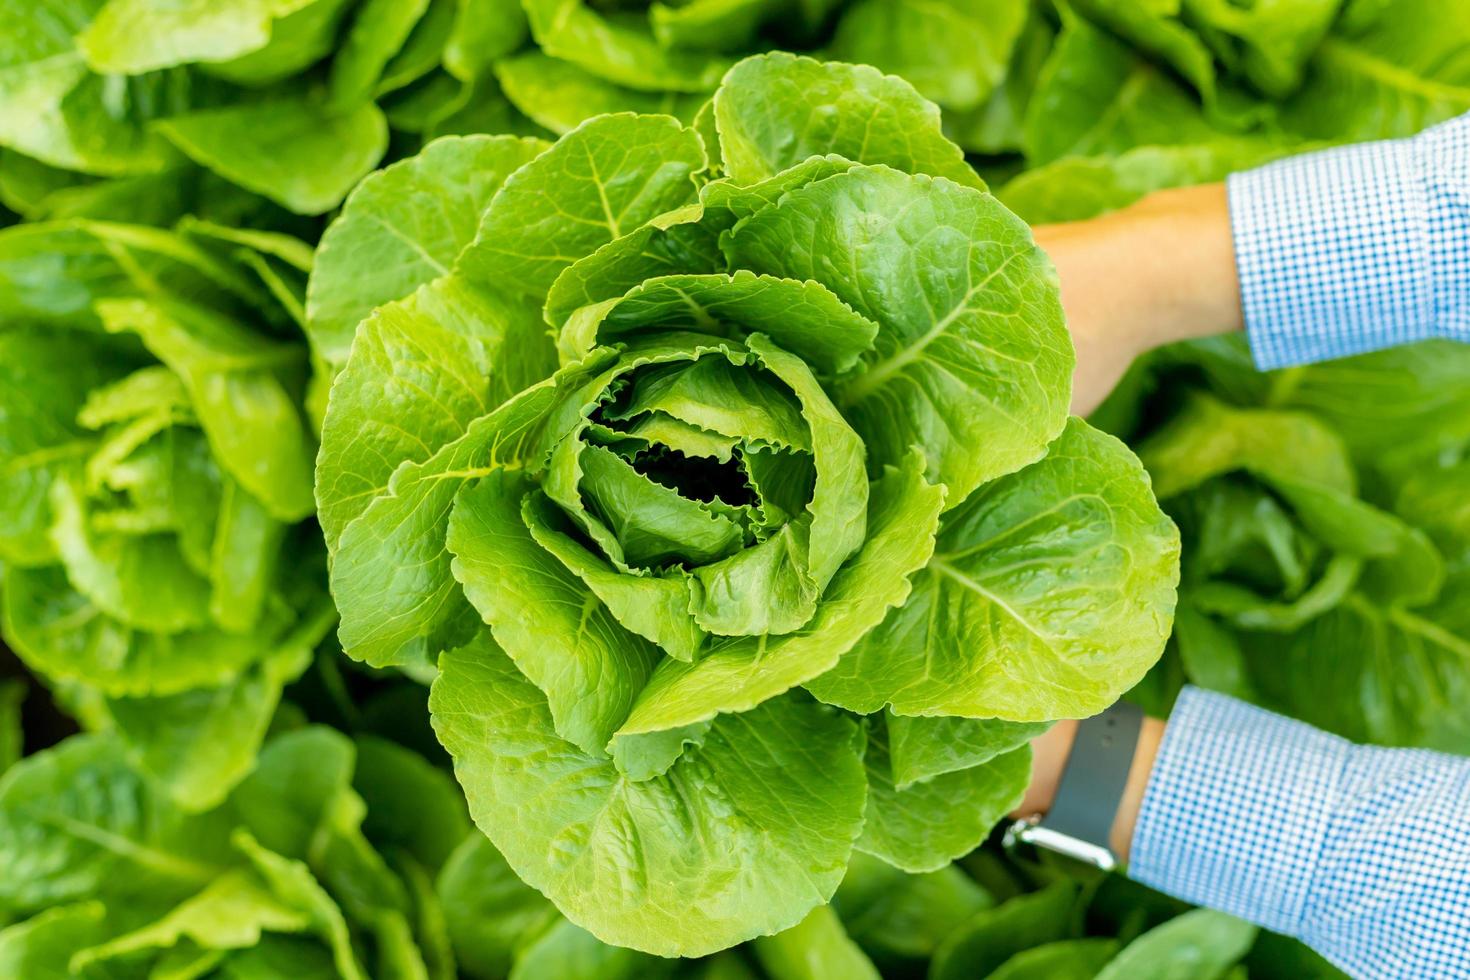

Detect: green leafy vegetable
319,54,1177,954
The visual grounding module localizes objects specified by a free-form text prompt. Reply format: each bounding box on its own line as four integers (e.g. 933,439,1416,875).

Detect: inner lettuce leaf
318,55,1179,955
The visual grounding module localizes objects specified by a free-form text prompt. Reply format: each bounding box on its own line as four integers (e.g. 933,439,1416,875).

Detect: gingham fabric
1228,111,1470,369
1131,687,1470,980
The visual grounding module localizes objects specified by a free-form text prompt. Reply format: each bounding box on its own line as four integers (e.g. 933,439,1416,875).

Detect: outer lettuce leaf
156,100,388,216
496,52,705,135
725,165,1071,506
808,419,1180,721
828,0,1028,113
714,54,983,189
306,133,549,365
432,632,867,958
859,717,1031,873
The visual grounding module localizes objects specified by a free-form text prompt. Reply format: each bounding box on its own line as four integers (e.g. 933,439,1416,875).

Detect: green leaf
2,563,299,696
989,939,1122,980
330,356,610,669
1175,337,1470,475
649,0,786,52
1023,14,1224,165
859,719,1030,873
327,0,431,109
0,736,229,912
1185,0,1340,98
886,714,1048,788
0,903,111,980
615,449,942,739
945,4,1053,154
374,0,456,95
750,905,880,980
1067,0,1220,101
70,869,311,970
522,492,706,662
435,834,558,980
0,329,131,565
445,0,527,81
726,165,1071,505
353,736,470,873
315,273,556,555
203,0,357,86
96,297,316,522
829,0,1028,112
0,681,21,774
999,138,1297,225
497,52,706,135
833,853,993,961
218,936,341,979
208,475,288,632
607,352,810,451
455,113,706,298
0,221,256,332
930,881,1077,980
77,0,306,74
509,916,675,980
521,0,733,93
543,206,722,332
102,618,325,811
1282,0,1470,141
1172,602,1257,701
1140,395,1355,498
564,272,880,376
714,53,982,189
447,469,660,755
232,831,369,980
157,99,388,215
306,133,548,364
807,419,1180,722
1095,909,1257,980
1241,598,1470,748
0,0,178,175
577,443,748,566
431,634,867,957
49,475,213,633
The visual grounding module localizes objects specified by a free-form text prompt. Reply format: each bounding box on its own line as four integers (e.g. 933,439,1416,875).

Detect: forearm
1034,183,1243,415
1020,689,1470,980
1036,183,1243,357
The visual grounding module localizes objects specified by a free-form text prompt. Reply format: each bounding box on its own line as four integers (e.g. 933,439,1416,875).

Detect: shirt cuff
1227,112,1470,370
1128,686,1351,937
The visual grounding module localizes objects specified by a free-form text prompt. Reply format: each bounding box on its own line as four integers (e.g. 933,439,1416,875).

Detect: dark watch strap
1048,700,1144,845
1006,700,1143,869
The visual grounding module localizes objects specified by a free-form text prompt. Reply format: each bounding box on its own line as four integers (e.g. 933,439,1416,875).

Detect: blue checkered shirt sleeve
1130,687,1470,980
1228,112,1470,369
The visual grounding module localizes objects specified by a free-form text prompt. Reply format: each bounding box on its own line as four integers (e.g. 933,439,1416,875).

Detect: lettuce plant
1136,395,1448,737
316,53,1180,955
0,219,331,810
0,725,476,977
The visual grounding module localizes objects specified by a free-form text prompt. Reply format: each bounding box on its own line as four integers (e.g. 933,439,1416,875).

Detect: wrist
1012,713,1166,865
1013,720,1078,816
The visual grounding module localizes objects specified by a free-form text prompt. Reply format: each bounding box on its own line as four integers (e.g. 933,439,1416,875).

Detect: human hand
1033,183,1245,416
